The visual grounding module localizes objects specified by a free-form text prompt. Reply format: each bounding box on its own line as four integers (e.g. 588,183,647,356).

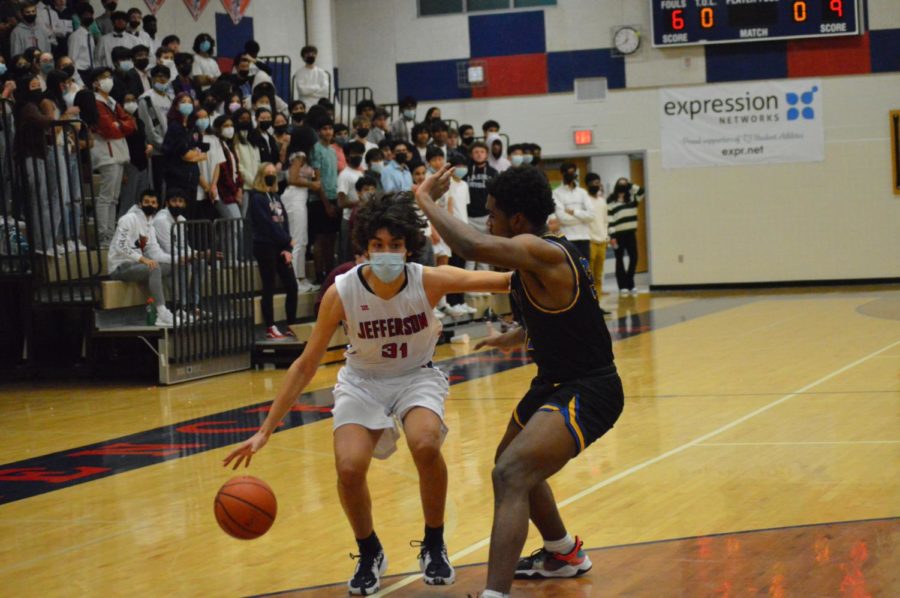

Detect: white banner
660,79,824,169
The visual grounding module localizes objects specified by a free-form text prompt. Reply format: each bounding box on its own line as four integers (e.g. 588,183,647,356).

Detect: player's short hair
487,167,555,229
352,193,425,256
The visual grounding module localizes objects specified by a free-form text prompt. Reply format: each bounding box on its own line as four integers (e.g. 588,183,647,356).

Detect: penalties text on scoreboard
651,0,860,47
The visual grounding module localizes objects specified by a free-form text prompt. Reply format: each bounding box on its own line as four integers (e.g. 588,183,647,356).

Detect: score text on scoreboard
651,0,860,47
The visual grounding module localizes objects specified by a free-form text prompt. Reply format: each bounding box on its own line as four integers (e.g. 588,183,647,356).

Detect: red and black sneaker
514,536,592,579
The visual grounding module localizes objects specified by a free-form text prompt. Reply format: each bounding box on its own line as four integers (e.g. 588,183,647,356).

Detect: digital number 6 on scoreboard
651,0,861,48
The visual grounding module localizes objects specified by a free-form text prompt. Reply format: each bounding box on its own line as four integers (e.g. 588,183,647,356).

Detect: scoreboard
651,0,861,47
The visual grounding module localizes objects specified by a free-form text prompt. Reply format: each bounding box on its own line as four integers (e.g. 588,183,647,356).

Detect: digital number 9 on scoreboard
651,0,860,47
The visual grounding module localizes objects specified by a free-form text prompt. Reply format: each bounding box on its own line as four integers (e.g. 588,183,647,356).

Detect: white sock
481,591,508,598
544,533,576,555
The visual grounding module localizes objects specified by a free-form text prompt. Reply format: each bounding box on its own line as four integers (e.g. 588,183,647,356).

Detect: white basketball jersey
334,263,441,377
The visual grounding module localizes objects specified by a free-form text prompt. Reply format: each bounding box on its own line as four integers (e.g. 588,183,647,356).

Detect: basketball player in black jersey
416,165,624,598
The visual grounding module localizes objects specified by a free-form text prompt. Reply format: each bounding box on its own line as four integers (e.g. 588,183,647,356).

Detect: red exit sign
573,129,594,146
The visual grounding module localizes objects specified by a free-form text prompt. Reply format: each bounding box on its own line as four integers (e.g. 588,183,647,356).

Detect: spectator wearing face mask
282,129,320,292
118,91,151,217
191,33,220,90
337,141,366,262
126,8,152,51
442,152,477,316
130,44,151,94
108,188,176,327
171,52,199,101
90,66,136,247
246,71,288,117
36,51,54,90
69,3,98,80
155,46,175,81
293,45,329,115
161,34,180,54
96,11,135,68
233,108,261,216
213,114,243,220
390,95,417,144
152,187,202,317
12,2,53,55
585,172,610,308
110,45,141,103
428,120,449,159
507,144,526,168
368,107,390,145
381,139,413,193
195,108,224,220
249,107,279,166
162,92,206,208
608,177,645,296
138,64,172,194
552,162,594,261
482,119,500,136
351,116,378,157
249,162,299,339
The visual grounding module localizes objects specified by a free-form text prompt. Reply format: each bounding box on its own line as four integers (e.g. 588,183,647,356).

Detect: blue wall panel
215,13,254,60
469,11,545,58
547,49,625,92
869,29,900,73
705,41,788,83
396,59,471,102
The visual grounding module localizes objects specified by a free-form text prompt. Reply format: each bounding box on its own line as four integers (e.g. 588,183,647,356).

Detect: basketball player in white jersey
224,193,511,596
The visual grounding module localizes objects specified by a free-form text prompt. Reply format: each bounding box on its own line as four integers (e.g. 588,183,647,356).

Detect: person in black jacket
248,162,298,339
110,46,143,105
161,92,204,206
249,107,279,166
118,92,151,216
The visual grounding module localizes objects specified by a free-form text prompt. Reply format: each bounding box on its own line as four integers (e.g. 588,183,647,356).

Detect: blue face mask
522,154,533,164
178,102,194,117
510,155,524,167
199,40,212,53
369,252,405,283
153,81,167,94
195,117,209,131
0,63,8,76
118,60,133,72
453,167,468,179
41,62,54,74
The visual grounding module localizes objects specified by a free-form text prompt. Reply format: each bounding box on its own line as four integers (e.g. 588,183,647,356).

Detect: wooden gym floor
1,285,898,597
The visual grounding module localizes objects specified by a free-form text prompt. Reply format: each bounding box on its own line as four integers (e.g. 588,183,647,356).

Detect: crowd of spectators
0,0,641,334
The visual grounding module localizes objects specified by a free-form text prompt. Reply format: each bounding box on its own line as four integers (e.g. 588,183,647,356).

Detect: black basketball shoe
347,549,387,595
411,540,456,585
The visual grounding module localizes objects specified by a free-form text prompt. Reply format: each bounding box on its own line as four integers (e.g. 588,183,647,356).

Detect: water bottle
146,297,157,326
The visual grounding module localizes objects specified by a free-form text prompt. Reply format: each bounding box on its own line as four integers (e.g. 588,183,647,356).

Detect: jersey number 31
381,342,409,359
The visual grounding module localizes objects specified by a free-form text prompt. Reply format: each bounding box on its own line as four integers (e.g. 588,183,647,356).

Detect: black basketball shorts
512,366,624,455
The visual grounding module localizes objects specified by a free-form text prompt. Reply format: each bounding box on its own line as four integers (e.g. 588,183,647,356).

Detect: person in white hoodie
108,189,175,327
152,188,205,315
551,162,594,261
292,45,329,114
486,133,511,173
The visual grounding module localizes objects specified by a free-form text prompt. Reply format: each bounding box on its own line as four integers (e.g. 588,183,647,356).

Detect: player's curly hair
487,166,555,229
352,192,426,256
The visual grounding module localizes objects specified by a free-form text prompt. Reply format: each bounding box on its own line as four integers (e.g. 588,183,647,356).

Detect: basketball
214,476,278,540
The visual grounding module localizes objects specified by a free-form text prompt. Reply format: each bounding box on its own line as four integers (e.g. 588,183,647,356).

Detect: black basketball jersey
510,234,614,382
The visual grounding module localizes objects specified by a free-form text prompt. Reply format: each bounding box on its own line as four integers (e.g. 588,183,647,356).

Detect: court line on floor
373,337,900,596
697,440,900,446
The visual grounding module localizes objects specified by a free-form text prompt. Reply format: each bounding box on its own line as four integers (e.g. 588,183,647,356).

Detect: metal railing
334,86,374,127
9,114,102,304
169,218,253,366
257,55,294,105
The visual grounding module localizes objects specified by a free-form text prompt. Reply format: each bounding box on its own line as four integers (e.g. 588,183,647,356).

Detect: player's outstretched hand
416,163,454,204
223,431,269,470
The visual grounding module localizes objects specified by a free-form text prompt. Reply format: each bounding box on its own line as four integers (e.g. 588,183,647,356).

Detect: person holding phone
249,162,298,339
161,92,206,215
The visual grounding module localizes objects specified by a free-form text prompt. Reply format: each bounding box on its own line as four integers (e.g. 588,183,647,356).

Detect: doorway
542,152,649,285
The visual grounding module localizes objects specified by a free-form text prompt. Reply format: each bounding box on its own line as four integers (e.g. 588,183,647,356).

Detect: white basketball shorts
332,364,449,459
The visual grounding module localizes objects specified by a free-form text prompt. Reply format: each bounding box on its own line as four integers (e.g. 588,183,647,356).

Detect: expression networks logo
786,86,819,121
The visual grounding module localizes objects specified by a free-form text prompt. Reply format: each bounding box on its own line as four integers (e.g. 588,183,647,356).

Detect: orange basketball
214,476,277,540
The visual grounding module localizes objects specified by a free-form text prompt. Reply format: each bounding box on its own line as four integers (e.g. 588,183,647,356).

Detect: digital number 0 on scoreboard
651,0,860,47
